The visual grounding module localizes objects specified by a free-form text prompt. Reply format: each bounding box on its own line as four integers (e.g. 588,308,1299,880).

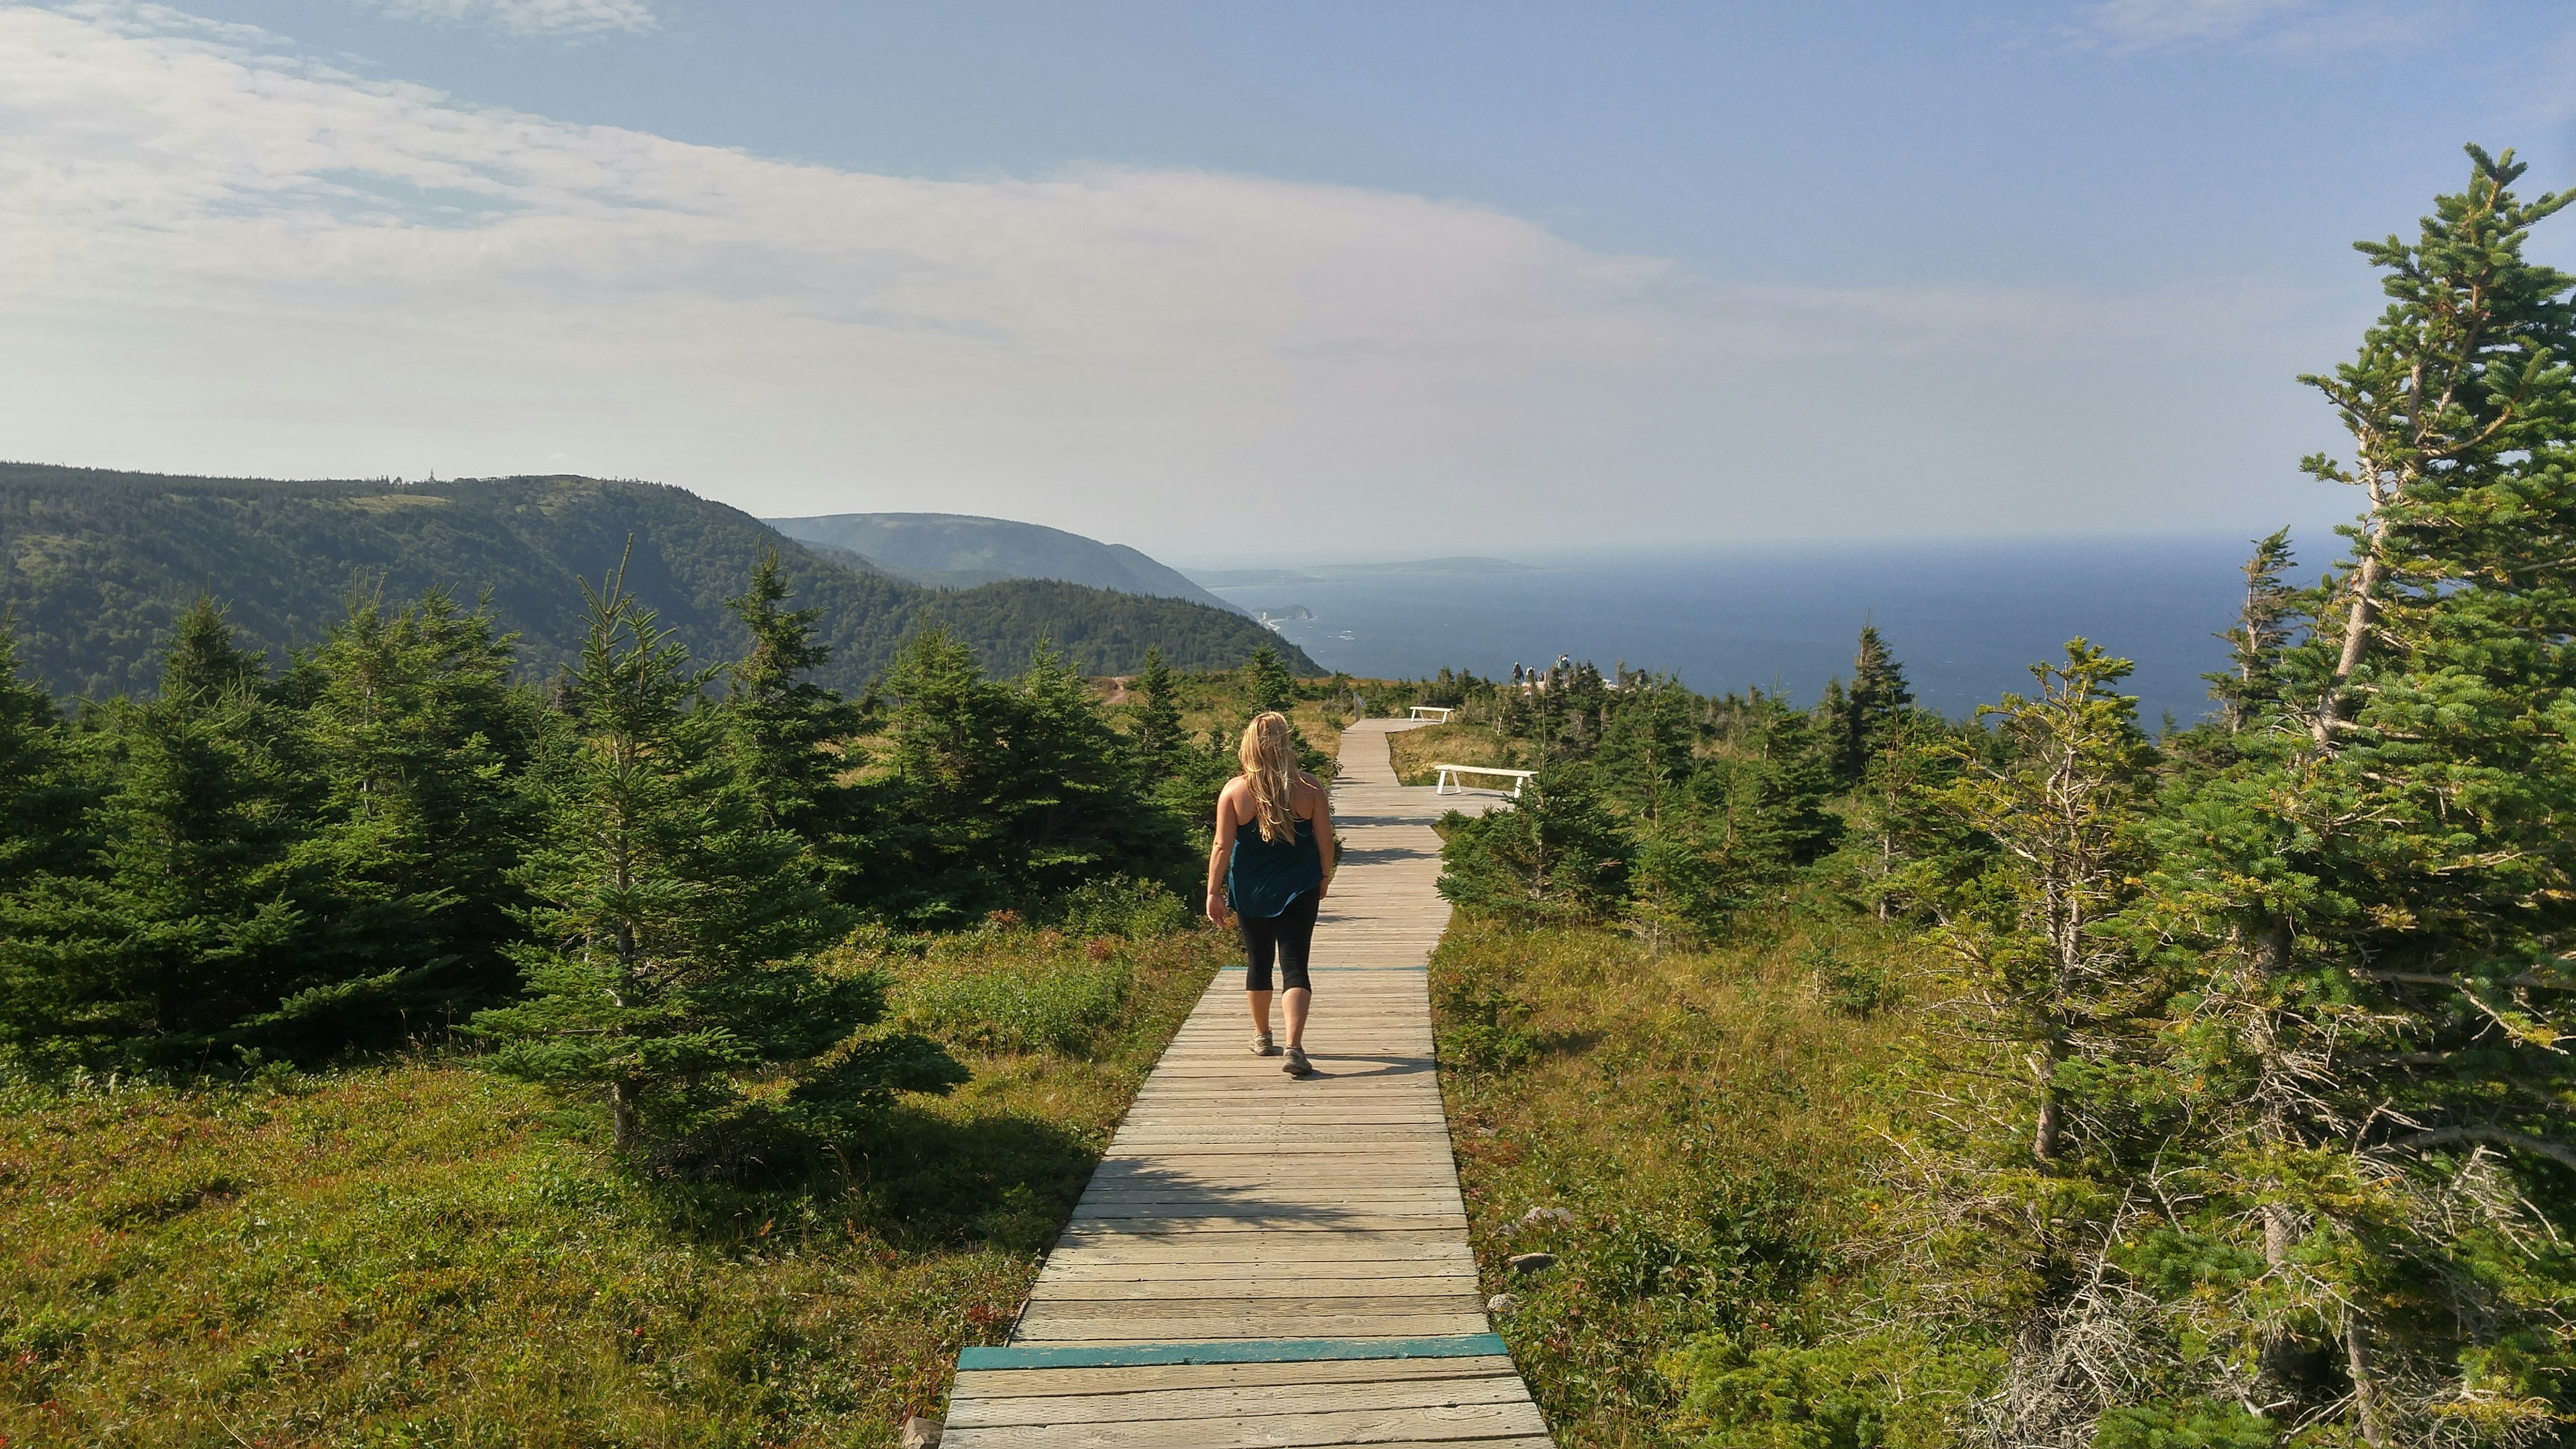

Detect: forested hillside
0,466,1310,697
767,510,1242,614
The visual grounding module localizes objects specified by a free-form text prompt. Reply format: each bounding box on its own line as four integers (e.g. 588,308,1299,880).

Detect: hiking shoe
1250,1033,1279,1057
1283,1046,1314,1077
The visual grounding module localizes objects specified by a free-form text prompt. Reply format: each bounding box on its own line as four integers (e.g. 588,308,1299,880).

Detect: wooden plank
1040,1255,1474,1275
1028,1279,1479,1304
1012,1311,1493,1344
947,1375,1534,1428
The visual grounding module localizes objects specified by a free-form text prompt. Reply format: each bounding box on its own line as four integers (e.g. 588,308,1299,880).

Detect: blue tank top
1228,814,1322,918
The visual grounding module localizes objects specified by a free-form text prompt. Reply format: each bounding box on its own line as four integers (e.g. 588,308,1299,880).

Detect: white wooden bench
1407,706,1456,722
1433,763,1536,798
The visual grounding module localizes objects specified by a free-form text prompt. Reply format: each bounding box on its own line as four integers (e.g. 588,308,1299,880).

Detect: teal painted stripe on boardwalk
958,1333,1507,1371
1216,965,1428,972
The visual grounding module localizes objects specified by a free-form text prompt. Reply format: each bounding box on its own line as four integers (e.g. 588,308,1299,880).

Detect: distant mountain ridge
0,464,1316,698
767,511,1245,615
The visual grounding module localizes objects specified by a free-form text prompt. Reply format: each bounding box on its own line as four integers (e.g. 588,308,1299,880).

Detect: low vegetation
0,924,1224,1447
1436,910,1921,1447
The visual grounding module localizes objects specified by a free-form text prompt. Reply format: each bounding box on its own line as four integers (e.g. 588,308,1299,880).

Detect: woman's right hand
1205,891,1230,927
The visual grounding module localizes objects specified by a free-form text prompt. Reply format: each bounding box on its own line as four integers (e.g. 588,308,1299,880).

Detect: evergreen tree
1901,641,2166,1446
1436,771,1630,924
849,629,1022,925
2298,145,2575,747
722,551,857,837
1746,703,1843,865
1238,643,1328,773
847,631,1192,924
2126,149,2576,1443
472,568,872,1161
276,588,539,1038
1841,709,1974,922
1244,645,1297,719
2204,528,2299,735
1003,641,1193,904
1928,640,2155,1165
1595,678,1697,812
0,622,83,887
162,594,266,700
1828,625,1913,784
0,601,312,1071
1621,811,1741,949
1129,645,1187,780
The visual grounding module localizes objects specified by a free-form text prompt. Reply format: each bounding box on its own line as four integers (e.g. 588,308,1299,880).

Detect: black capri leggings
1239,890,1320,993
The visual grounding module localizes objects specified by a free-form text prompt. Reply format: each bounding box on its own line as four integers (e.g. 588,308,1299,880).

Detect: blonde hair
1238,712,1299,843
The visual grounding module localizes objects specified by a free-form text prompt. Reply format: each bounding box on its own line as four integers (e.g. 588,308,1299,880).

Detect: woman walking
1205,712,1336,1077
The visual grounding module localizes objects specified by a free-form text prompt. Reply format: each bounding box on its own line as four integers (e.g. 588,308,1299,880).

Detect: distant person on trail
1205,711,1336,1078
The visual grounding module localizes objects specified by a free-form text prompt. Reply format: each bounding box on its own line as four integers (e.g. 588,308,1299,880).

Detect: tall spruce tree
722,551,856,838
472,566,867,1161
1746,701,1843,866
2127,148,2576,1444
282,588,539,1032
0,623,83,888
2205,529,2298,735
1928,640,2153,1165
1244,645,1297,719
851,629,1022,924
1903,641,2167,1446
1842,708,1972,922
1829,624,1914,784
0,599,313,1070
1128,645,1187,780
1004,641,1192,903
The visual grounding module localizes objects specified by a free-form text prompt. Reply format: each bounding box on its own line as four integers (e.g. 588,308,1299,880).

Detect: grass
1093,669,1358,769
1430,906,1921,1448
1390,721,1537,786
887,929,1136,1055
0,927,1227,1448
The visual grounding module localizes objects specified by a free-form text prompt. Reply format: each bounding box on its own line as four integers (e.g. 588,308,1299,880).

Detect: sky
3,0,2573,561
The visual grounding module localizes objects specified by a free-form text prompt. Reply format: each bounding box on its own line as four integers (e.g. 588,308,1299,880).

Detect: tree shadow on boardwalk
1069,1160,1389,1232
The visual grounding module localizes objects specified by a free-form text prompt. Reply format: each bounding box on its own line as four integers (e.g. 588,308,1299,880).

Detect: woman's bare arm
1205,780,1244,925
1307,773,1336,901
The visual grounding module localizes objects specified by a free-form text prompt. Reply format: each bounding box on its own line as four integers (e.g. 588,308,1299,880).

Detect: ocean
1199,535,2321,729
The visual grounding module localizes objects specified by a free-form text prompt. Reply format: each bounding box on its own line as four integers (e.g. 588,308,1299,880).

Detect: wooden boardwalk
942,719,1549,1447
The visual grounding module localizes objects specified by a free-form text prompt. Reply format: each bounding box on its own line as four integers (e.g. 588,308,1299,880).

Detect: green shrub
1434,973,1538,1073
2093,1401,2275,1449
1661,1330,1992,1448
1436,773,1631,924
892,933,1134,1055
1802,941,1894,1018
1044,875,1191,939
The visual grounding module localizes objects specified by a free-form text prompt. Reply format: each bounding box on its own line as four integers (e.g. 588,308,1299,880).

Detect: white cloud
2082,0,2310,46
2070,0,2436,54
358,0,654,38
0,1,2345,552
